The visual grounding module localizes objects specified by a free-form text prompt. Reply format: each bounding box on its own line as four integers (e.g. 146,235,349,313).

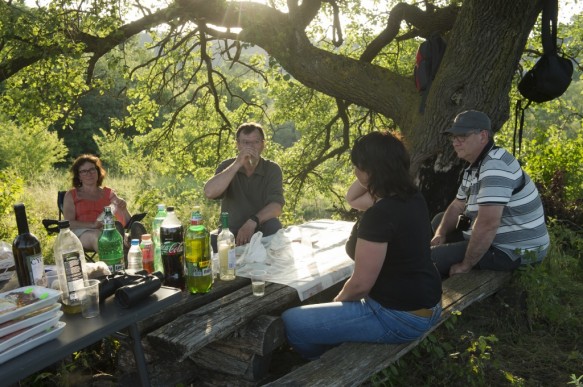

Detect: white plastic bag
0,241,15,281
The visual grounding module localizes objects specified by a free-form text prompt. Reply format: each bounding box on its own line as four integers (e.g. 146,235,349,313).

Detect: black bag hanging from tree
514,0,573,155
518,0,573,102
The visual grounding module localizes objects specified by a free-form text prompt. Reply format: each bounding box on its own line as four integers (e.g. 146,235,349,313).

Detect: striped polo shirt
456,143,550,263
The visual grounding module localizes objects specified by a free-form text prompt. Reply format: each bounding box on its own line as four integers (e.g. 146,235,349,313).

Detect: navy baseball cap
443,110,491,135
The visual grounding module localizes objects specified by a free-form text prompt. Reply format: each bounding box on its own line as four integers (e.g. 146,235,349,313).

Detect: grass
369,223,583,386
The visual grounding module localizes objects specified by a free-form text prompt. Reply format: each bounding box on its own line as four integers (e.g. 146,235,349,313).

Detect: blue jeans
431,240,521,277
281,297,442,360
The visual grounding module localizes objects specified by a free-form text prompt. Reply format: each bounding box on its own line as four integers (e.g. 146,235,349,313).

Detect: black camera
456,214,472,231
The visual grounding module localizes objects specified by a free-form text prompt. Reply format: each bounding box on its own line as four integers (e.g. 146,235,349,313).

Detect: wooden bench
142,280,345,385
265,270,512,386
139,270,510,386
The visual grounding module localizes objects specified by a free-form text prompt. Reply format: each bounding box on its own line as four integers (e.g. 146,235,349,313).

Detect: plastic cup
249,270,267,297
80,279,100,318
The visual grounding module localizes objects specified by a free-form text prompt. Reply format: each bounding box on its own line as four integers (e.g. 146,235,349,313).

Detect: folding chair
42,191,98,262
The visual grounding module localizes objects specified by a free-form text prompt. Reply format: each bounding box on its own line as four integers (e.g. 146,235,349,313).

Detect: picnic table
0,219,355,385
127,219,356,385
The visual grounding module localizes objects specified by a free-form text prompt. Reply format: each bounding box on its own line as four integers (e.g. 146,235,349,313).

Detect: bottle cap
58,220,70,229
166,206,174,212
131,239,140,246
157,204,165,211
141,234,151,241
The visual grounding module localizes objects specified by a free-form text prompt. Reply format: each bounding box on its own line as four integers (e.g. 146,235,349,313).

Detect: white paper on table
236,220,355,301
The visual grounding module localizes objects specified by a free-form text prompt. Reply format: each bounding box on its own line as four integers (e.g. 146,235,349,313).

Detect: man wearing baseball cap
430,110,549,277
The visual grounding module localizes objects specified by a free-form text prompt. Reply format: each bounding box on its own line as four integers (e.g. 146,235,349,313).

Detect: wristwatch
250,215,260,227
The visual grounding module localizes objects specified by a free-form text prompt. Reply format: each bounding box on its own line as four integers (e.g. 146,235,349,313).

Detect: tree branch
360,2,459,63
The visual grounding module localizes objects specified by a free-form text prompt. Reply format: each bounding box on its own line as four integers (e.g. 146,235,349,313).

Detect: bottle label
227,249,236,269
161,242,184,255
25,253,47,287
141,245,154,262
108,262,124,273
62,251,85,302
186,261,203,276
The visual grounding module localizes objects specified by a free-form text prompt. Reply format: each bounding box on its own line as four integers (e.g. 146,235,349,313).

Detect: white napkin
267,228,296,264
241,231,267,264
269,227,302,250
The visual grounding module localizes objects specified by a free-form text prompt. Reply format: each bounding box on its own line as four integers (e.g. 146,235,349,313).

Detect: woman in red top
62,155,131,252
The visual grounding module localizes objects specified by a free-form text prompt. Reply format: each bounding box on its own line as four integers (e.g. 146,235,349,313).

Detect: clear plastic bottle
127,239,144,273
160,206,185,290
140,234,154,274
185,207,212,294
98,206,124,273
53,220,89,314
152,204,167,273
217,212,236,281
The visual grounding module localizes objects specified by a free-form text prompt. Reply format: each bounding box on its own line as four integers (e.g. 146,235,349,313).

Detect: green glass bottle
152,204,167,273
98,206,124,273
185,207,212,294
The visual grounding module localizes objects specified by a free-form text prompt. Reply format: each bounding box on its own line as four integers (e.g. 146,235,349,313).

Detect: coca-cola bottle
160,206,185,290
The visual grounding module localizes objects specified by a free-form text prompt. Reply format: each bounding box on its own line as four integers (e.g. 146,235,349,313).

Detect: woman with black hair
282,131,442,360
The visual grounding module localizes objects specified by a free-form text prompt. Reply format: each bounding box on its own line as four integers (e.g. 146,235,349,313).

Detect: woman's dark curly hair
71,154,106,188
350,131,417,200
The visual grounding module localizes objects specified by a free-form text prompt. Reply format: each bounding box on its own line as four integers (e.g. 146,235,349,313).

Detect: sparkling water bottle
53,220,89,314
127,239,143,272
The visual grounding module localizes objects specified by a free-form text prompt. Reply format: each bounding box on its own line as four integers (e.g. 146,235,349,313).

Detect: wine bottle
217,212,236,281
12,203,47,287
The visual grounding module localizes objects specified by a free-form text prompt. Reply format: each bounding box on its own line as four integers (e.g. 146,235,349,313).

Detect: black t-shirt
358,192,442,310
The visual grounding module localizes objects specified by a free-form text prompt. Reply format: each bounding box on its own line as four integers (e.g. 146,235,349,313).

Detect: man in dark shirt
204,122,285,246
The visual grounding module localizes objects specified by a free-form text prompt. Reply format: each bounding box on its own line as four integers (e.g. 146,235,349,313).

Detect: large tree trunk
409,0,541,213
